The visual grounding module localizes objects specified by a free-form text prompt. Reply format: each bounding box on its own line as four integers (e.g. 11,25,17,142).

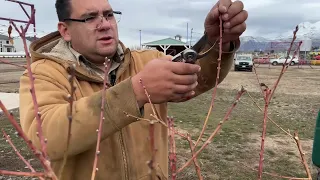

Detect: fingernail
198,67,201,72
224,14,229,20
222,6,227,12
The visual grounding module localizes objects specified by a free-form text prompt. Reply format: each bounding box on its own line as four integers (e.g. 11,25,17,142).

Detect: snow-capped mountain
280,21,320,40
240,36,271,42
239,21,320,52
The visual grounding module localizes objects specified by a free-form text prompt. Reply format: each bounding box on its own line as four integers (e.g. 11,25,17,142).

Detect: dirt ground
0,59,320,179
0,58,26,93
220,64,320,96
1,59,319,94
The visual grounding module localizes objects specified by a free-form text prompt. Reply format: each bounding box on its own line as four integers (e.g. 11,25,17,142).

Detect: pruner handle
172,49,198,64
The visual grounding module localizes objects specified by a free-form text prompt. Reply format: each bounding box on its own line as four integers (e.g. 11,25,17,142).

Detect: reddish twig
246,91,293,138
168,117,177,180
0,170,46,178
258,88,272,180
247,91,312,179
91,58,111,180
139,78,162,123
252,63,267,101
0,5,57,179
284,41,302,70
194,15,224,149
58,64,76,178
138,79,159,179
0,101,57,179
269,26,300,101
124,113,168,128
256,25,304,180
147,119,157,179
0,58,27,69
10,20,48,160
174,130,192,143
2,129,35,172
186,133,202,180
175,87,246,175
124,111,192,144
293,132,312,179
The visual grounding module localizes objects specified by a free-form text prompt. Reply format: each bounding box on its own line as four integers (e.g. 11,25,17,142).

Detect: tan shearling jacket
19,31,239,180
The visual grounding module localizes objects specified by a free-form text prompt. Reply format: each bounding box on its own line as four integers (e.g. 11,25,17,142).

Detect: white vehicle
234,54,253,72
270,55,299,66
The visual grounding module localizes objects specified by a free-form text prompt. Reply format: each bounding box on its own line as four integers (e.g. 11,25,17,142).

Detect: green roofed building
142,35,190,56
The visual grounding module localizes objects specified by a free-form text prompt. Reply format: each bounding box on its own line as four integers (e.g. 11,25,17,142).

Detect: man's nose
99,16,112,30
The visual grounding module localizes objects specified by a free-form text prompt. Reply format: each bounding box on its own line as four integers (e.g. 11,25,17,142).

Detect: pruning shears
171,33,217,64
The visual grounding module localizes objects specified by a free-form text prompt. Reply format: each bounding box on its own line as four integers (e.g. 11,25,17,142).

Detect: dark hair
55,0,72,22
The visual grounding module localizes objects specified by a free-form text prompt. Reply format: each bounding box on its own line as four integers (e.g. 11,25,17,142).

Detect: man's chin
97,49,117,58
96,39,117,55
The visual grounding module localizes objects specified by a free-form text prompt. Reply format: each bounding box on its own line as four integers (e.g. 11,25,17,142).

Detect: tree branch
0,101,57,179
91,58,112,180
194,15,224,150
175,87,246,175
10,20,48,160
2,129,35,172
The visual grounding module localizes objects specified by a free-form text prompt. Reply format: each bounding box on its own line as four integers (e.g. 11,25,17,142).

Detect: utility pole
186,23,188,46
190,28,193,48
139,30,141,49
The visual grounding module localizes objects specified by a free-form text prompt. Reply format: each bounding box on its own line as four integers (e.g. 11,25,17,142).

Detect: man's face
63,0,119,64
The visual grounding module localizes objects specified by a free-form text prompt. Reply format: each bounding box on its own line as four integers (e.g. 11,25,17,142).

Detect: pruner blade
171,33,212,64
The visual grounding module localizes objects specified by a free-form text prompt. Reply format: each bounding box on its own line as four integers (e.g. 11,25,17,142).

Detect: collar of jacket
67,40,124,65
29,31,132,84
67,41,123,81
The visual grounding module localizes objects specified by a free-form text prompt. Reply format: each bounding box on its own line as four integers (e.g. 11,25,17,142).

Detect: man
19,0,247,179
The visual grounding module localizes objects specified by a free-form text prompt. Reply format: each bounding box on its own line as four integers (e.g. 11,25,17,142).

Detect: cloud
0,0,318,46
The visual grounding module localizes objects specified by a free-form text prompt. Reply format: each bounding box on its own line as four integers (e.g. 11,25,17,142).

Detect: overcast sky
0,0,319,47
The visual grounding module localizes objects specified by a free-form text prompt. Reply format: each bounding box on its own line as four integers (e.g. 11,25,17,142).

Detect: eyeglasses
63,11,122,30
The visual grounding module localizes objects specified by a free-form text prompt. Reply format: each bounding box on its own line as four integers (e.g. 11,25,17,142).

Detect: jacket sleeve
19,61,142,161
193,38,240,96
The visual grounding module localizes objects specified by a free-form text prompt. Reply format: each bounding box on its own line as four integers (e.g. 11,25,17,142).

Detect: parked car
270,55,299,66
253,56,270,64
234,54,253,71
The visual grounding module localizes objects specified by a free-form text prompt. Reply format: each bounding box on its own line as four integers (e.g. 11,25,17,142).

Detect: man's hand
205,0,248,50
132,56,201,107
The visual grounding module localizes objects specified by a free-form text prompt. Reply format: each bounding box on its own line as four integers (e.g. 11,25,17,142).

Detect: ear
58,22,71,42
